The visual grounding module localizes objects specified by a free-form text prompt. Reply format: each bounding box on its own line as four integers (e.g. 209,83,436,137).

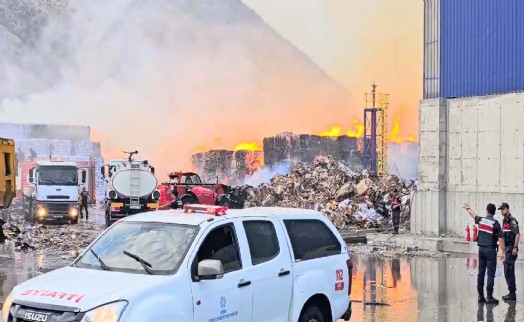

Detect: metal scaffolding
363,83,389,175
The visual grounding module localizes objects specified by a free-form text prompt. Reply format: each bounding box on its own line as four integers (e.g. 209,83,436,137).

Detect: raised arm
463,203,477,220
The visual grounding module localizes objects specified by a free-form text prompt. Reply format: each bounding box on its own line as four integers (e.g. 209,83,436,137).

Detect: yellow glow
91,305,118,322
37,208,47,217
1,292,13,322
233,142,262,152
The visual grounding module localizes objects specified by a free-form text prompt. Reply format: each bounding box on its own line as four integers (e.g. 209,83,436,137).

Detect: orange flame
319,126,343,138
388,116,402,143
234,142,262,152
346,119,365,138
318,119,365,138
245,150,264,174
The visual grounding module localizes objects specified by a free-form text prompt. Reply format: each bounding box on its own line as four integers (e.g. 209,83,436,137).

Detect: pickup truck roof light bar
183,204,228,215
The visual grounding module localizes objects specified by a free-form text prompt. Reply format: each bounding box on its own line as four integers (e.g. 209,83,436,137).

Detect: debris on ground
1,210,103,255
350,244,448,258
244,156,417,230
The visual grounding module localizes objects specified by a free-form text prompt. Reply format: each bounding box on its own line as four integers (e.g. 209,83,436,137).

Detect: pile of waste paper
244,156,417,231
1,211,103,254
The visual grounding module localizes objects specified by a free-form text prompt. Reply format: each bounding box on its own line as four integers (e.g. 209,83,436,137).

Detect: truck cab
22,161,85,224
2,205,352,322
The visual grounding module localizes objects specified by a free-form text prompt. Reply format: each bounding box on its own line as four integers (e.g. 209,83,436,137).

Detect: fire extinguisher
465,225,471,242
473,225,478,242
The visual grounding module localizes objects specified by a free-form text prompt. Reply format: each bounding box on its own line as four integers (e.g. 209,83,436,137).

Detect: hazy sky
244,0,423,137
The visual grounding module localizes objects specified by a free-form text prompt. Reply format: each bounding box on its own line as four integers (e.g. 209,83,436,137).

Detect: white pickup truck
2,205,353,322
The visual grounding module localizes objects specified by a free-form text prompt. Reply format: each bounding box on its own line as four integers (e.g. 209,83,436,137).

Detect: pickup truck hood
11,266,165,312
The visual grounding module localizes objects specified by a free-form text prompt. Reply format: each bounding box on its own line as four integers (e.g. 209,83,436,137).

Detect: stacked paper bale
263,132,299,165
230,150,264,185
337,136,363,171
264,132,357,167
192,149,234,183
29,139,51,157
0,123,25,139
50,139,72,158
24,124,90,140
94,157,106,202
72,140,95,156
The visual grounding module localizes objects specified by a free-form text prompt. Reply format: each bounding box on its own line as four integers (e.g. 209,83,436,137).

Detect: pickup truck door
189,221,253,322
240,217,293,322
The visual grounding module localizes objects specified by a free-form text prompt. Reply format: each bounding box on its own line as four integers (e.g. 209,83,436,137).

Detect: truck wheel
181,195,197,205
299,306,325,322
218,199,229,208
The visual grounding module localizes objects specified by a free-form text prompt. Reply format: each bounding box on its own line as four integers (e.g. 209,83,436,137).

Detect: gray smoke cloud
387,142,418,181
0,0,352,177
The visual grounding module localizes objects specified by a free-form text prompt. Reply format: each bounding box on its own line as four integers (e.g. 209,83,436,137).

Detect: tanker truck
102,151,160,227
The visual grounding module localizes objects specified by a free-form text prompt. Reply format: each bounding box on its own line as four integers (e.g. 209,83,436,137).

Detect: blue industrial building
424,0,524,99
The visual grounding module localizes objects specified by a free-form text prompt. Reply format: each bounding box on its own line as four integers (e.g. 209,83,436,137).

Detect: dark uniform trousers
502,215,519,295
392,210,400,233
478,246,497,296
504,248,518,293
475,214,503,297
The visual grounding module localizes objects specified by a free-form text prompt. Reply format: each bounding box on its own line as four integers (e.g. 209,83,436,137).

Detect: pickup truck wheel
299,306,325,322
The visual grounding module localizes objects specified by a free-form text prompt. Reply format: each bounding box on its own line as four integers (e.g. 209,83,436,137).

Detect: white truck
1,205,353,322
102,151,160,227
22,161,86,224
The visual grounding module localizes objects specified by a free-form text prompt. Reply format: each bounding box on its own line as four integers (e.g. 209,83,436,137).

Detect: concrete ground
1,215,522,321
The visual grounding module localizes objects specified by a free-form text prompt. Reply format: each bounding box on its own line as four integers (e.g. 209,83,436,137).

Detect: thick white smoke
0,0,352,177
242,161,293,187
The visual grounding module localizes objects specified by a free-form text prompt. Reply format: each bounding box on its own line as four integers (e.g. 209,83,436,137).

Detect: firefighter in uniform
464,203,505,304
498,202,520,302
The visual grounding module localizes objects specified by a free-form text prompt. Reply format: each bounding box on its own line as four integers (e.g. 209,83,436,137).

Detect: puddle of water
1,240,522,321
347,254,522,321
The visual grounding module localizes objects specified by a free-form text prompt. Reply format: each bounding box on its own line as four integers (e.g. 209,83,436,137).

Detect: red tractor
157,172,246,209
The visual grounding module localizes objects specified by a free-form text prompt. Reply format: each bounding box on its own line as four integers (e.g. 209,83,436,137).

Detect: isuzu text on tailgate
2,205,353,322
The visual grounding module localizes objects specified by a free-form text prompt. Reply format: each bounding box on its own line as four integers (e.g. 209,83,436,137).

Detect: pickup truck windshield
75,222,198,275
38,166,78,186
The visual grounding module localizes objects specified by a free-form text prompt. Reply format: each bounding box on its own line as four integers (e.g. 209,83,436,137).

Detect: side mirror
150,166,155,174
81,170,87,183
29,169,34,183
197,259,224,280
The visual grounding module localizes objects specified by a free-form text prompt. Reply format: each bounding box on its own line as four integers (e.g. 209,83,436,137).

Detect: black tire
181,195,198,205
218,198,229,208
299,306,325,322
71,218,78,225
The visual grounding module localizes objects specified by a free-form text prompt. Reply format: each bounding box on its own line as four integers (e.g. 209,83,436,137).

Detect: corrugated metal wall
423,0,524,99
423,0,440,99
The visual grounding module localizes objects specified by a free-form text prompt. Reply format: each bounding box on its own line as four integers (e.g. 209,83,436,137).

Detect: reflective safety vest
475,215,502,248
